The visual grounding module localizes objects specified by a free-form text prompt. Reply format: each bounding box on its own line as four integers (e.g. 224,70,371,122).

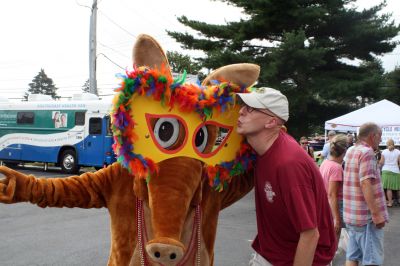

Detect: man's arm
328,181,341,234
361,178,385,228
293,228,319,266
378,154,385,169
321,143,329,159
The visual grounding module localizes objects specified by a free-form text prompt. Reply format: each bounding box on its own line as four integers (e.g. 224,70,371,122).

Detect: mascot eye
194,126,208,153
154,118,181,149
146,114,187,153
193,122,232,158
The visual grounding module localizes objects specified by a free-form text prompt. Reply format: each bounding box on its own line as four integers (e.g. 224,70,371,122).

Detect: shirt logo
264,181,276,203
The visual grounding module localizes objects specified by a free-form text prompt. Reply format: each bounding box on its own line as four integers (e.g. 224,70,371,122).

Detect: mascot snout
146,238,184,265
145,157,203,265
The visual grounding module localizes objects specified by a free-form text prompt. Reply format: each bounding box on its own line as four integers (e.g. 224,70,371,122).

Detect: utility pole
89,0,98,95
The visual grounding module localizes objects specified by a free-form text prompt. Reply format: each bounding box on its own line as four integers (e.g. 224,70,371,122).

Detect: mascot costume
0,34,259,266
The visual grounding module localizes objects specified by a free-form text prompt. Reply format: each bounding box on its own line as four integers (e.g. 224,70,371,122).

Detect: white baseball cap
237,87,289,122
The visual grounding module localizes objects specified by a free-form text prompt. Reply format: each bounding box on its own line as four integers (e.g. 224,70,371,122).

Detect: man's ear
264,117,280,129
367,133,375,146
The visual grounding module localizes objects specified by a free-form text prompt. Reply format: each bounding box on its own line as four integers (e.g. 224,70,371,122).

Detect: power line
75,0,91,10
98,41,129,59
117,0,182,32
97,53,125,70
98,10,136,38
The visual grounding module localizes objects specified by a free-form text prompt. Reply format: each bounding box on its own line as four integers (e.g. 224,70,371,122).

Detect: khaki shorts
249,251,332,266
249,252,272,266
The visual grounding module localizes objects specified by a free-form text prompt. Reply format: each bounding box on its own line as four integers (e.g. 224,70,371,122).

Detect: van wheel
60,150,79,174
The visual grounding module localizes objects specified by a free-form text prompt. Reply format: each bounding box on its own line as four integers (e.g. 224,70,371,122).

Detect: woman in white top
379,138,400,207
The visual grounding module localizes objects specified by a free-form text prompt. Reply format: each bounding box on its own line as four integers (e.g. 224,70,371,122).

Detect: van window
75,112,85,126
105,116,112,136
17,112,34,124
89,118,102,135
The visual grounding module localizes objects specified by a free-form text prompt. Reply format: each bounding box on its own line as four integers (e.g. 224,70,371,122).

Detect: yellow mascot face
131,92,242,165
111,34,259,189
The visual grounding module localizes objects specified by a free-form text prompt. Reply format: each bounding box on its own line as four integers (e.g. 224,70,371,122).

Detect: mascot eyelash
111,65,256,192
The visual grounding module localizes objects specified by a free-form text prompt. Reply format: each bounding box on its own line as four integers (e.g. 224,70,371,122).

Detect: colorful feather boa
111,66,256,191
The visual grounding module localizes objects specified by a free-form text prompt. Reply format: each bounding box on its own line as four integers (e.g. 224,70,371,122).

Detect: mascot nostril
152,251,178,260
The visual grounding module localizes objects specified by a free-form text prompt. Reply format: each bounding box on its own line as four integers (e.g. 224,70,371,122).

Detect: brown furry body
0,162,253,265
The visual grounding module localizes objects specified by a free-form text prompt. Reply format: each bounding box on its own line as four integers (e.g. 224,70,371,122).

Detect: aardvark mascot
0,34,259,266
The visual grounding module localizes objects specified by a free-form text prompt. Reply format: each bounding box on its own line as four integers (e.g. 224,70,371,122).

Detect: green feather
173,70,187,84
160,93,165,107
230,163,244,176
203,107,212,119
125,78,134,91
158,75,167,83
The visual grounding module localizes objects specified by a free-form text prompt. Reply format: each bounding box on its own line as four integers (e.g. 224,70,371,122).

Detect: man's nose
239,106,246,115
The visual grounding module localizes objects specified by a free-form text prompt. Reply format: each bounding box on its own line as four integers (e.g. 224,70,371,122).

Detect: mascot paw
0,166,18,203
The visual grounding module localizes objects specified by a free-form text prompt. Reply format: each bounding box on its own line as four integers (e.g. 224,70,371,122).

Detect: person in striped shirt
343,122,388,266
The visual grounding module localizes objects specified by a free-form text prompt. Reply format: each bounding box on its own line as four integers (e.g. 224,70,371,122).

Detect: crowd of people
236,86,391,265
299,126,397,265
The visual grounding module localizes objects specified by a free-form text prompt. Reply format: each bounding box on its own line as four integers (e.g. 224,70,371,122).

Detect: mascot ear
202,63,260,88
133,34,172,78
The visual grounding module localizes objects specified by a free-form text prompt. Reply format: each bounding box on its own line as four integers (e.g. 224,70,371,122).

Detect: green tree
82,79,90,93
380,67,400,103
168,0,399,137
167,51,205,80
24,69,59,100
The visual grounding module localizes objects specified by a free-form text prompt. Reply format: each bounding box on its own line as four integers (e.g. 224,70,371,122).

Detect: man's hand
334,218,342,234
374,222,385,229
361,178,387,229
372,213,386,229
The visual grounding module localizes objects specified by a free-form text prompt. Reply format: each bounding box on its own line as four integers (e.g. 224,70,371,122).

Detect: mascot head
111,34,259,191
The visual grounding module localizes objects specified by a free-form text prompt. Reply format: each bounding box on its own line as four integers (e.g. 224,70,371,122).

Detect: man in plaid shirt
343,122,389,266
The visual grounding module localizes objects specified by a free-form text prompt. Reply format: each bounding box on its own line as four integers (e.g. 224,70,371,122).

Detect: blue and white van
0,93,115,173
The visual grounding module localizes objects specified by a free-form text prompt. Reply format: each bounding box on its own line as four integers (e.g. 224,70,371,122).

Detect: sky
0,0,399,101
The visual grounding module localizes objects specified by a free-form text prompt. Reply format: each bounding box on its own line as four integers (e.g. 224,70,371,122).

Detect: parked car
309,140,324,152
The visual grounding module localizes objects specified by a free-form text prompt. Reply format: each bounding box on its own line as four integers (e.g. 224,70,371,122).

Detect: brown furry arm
0,163,124,208
219,170,254,210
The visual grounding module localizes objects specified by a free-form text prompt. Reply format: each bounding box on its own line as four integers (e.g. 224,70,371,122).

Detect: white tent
325,99,400,132
324,99,400,145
